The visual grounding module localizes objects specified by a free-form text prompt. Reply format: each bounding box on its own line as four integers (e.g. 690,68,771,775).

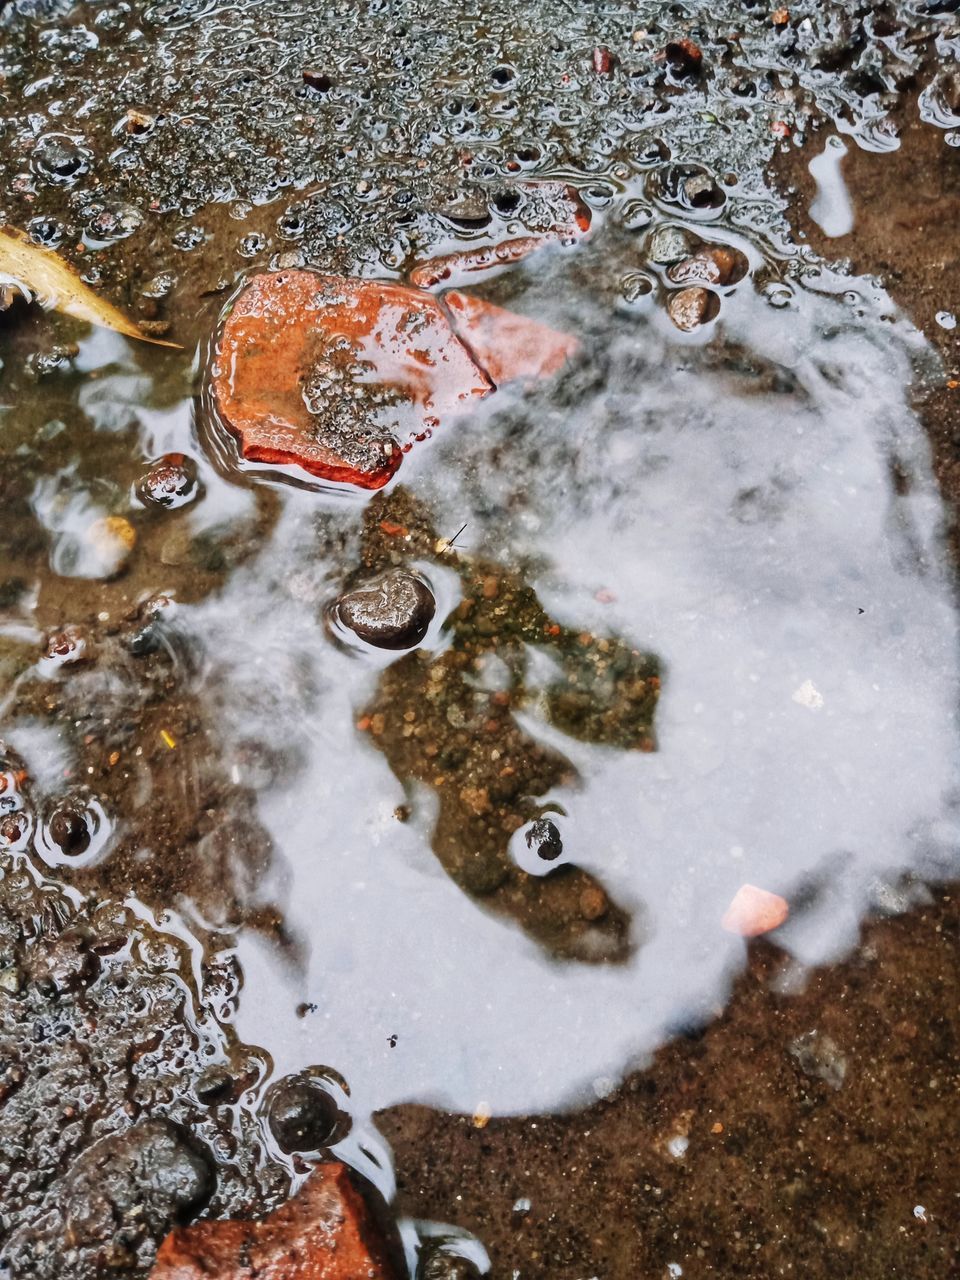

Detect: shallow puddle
2,1,960,1277
5,180,960,1220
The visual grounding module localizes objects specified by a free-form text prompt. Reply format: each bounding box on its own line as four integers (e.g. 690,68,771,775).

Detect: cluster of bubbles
0,0,956,282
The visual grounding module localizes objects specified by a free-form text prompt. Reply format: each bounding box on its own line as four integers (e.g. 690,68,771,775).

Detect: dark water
1,1,959,1276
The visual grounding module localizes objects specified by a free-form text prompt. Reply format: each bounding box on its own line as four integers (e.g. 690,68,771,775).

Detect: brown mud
349,488,659,963
380,889,960,1278
776,108,960,531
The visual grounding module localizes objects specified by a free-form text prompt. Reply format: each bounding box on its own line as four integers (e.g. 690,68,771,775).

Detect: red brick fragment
410,183,590,289
409,237,551,288
149,1162,399,1280
445,290,579,385
212,271,492,490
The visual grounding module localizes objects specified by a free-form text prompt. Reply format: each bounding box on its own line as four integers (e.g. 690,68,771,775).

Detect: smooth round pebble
336,570,436,650
265,1074,343,1153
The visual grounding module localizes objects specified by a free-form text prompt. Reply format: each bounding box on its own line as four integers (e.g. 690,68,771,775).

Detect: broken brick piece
149,1162,400,1280
445,290,579,385
212,271,492,490
721,884,789,938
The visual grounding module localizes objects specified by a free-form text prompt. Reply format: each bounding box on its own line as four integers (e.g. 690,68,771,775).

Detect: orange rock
721,883,789,938
445,290,579,385
149,1162,399,1280
212,271,492,490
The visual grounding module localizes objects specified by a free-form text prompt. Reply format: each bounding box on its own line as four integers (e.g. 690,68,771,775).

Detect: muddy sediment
380,889,960,1278
775,108,960,528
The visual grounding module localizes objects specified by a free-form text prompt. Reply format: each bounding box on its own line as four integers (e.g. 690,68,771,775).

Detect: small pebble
667,244,748,287
124,107,155,135
266,1074,343,1153
336,570,436,650
47,799,91,856
648,225,696,265
419,1248,482,1280
87,515,137,575
136,453,200,509
0,814,28,846
525,818,563,861
195,1065,237,1105
43,625,88,668
580,885,608,920
667,286,719,331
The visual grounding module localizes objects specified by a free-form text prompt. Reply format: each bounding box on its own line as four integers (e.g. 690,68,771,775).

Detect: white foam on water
198,266,960,1117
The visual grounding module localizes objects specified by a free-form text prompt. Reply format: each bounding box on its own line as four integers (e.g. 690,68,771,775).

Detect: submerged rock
137,453,201,509
647,225,697,265
30,133,89,185
86,514,137,577
336,570,436,650
419,1246,483,1280
667,286,720,331
64,1121,213,1258
444,291,579,385
667,245,749,287
721,883,789,937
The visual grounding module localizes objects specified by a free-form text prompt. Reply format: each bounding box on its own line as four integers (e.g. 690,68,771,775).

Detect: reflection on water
2,195,959,1147
808,136,854,240
342,487,660,964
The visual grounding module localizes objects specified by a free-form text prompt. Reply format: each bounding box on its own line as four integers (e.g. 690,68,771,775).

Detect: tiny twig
444,522,468,552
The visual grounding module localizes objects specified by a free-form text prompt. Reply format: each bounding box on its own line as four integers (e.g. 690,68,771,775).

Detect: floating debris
792,679,824,710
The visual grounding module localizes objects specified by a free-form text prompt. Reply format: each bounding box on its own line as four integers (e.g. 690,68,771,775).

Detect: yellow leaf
0,226,181,349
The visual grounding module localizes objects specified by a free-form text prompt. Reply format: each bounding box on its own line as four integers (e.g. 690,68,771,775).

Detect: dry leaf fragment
0,226,180,348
